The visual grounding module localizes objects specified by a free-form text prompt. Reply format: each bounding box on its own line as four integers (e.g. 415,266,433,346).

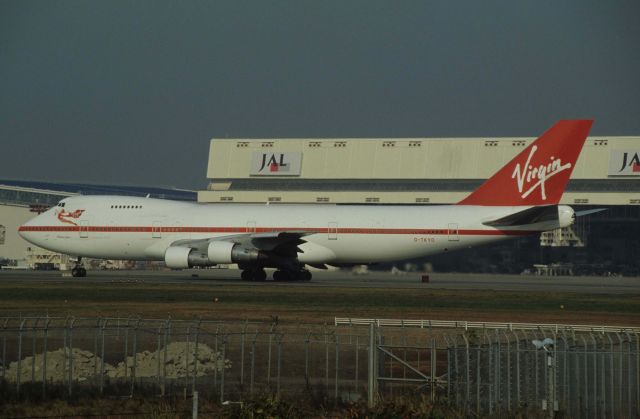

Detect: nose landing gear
71,258,87,277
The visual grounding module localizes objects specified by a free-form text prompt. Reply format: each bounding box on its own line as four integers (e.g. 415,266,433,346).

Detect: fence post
100,319,107,395
277,334,282,399
16,319,26,395
635,331,639,419
267,323,274,386
240,321,247,387
250,331,257,396
93,318,100,378
213,324,219,394
68,317,76,396
62,317,68,389
546,337,556,418
31,317,40,384
606,333,614,418
324,326,329,393
624,332,632,419
304,331,311,385
220,334,227,403
600,334,606,416
580,335,589,417
462,333,470,407
130,318,140,398
354,334,359,394
42,316,50,399
185,324,191,396
161,318,171,397
191,318,201,394
335,333,339,401
589,333,598,417
123,318,130,381
495,330,501,412
616,333,624,417
512,330,521,409
1,318,8,381
431,337,437,402
367,323,377,408
192,390,198,419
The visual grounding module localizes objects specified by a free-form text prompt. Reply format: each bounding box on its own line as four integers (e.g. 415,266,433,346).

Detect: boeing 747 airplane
19,120,594,280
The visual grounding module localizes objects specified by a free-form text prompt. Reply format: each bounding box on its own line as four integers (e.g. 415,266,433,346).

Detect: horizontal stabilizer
483,205,559,227
575,208,607,217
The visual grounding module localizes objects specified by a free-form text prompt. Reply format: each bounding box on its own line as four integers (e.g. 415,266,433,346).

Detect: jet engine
557,205,575,228
164,241,267,269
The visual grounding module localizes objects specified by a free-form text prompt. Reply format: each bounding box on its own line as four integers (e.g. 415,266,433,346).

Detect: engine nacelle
164,241,267,269
557,205,575,228
207,241,235,264
164,246,192,269
297,241,337,264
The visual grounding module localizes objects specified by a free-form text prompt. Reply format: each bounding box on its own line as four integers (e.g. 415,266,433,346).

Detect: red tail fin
458,120,593,206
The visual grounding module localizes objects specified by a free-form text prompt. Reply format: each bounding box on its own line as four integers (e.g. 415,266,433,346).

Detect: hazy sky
1,1,639,189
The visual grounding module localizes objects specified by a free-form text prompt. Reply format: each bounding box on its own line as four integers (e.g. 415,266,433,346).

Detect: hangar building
200,136,640,275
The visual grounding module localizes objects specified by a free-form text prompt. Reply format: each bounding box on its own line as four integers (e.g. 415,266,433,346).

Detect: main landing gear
273,269,312,282
241,269,267,281
240,268,312,282
71,258,87,278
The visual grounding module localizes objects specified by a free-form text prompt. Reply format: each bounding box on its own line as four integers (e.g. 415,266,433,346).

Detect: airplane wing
170,230,317,257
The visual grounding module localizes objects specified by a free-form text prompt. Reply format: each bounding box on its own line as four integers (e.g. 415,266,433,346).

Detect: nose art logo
511,146,572,200
57,209,85,226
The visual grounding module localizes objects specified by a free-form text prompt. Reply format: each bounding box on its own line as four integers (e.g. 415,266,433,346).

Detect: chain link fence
0,315,638,417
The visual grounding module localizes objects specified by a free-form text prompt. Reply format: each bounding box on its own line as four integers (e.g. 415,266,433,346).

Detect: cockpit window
57,202,66,208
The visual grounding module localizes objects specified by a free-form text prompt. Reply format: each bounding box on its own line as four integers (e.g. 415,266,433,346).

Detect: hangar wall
0,203,37,260
200,136,640,205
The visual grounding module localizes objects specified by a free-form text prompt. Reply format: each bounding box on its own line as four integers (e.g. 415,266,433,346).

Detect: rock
3,348,114,383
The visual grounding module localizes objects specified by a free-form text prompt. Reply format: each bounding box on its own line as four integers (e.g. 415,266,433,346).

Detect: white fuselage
19,195,558,265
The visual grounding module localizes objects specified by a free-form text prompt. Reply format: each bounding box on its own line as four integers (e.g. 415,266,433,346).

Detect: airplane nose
18,215,39,242
18,221,31,240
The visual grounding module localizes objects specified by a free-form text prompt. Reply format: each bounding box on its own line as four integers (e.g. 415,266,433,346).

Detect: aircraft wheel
300,270,312,281
71,267,80,277
253,269,267,281
273,270,291,281
79,268,87,277
241,270,252,281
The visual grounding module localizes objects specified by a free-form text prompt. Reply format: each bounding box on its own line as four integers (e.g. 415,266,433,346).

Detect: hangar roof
0,180,196,207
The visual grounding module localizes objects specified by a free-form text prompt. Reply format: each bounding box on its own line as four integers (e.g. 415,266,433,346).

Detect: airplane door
79,220,89,238
448,223,459,242
246,221,256,233
328,222,338,240
152,221,162,238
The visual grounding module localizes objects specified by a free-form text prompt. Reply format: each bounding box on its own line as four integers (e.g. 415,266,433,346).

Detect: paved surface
1,268,638,294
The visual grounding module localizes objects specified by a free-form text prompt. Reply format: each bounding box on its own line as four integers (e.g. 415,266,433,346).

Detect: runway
1,268,638,294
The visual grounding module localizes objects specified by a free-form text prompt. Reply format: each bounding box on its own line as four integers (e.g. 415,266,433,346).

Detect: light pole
532,338,557,418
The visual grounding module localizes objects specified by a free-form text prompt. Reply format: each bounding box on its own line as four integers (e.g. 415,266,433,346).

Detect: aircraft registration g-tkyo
20,120,594,280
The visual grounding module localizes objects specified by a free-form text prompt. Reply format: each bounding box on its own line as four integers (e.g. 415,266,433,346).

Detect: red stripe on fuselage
18,225,536,236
